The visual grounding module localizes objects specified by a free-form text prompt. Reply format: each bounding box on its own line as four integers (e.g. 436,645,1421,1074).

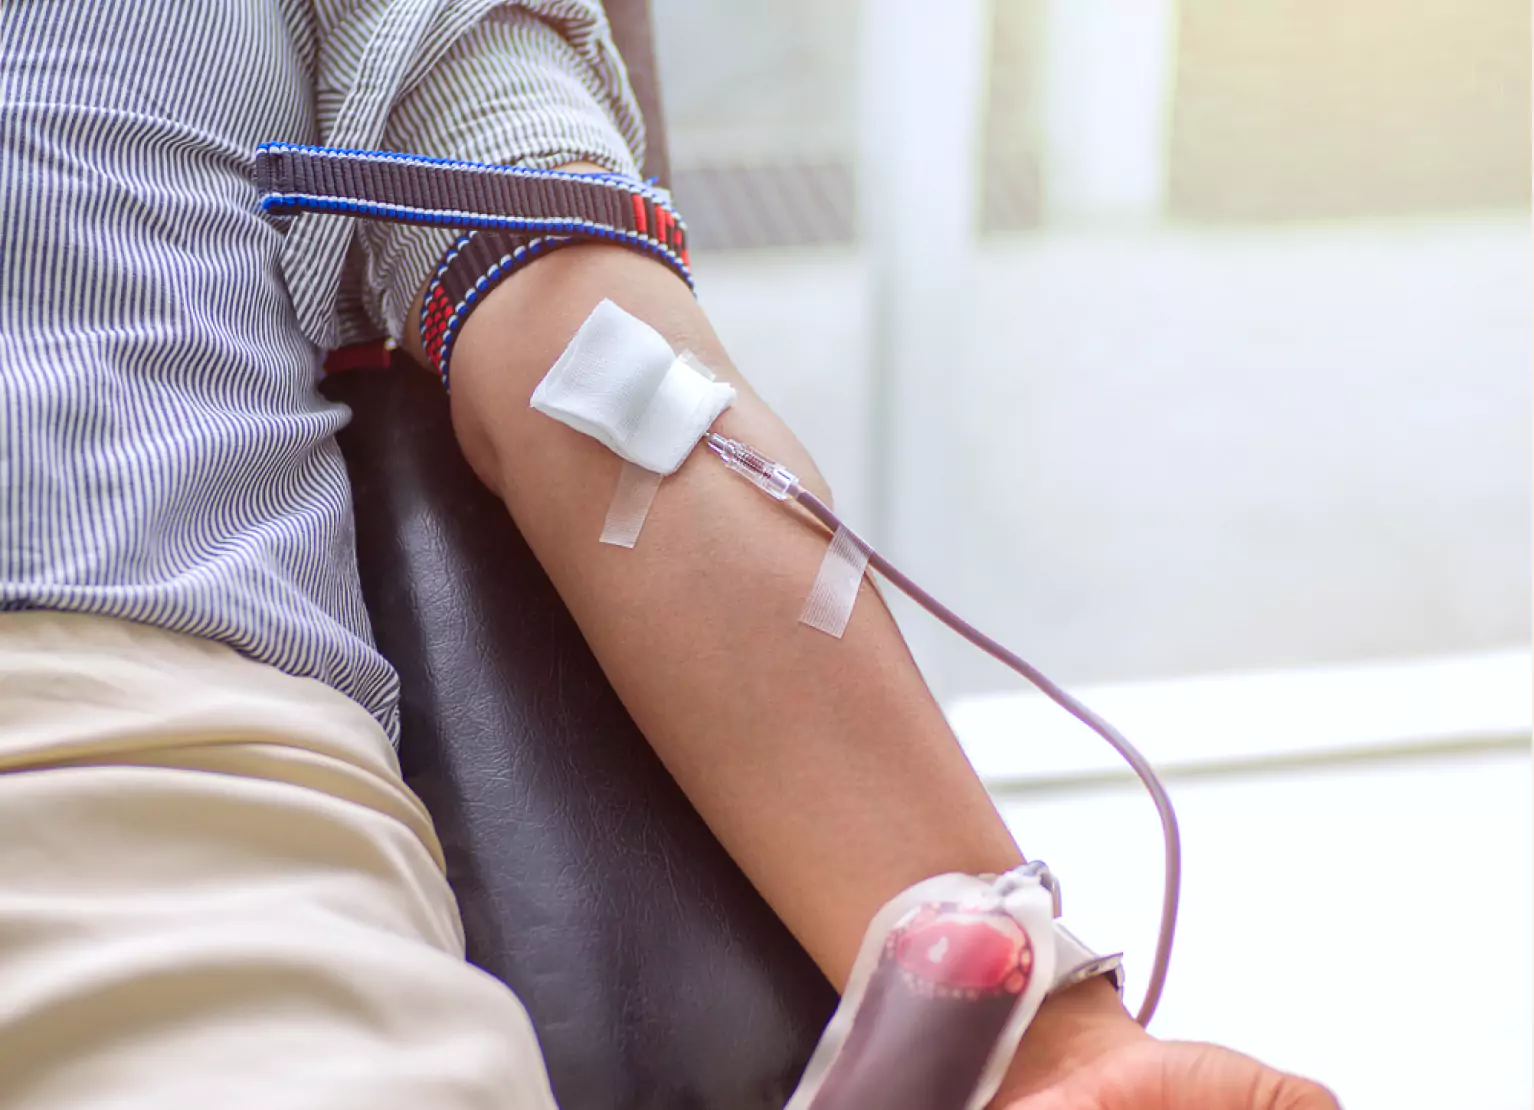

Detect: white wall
994,749,1532,1110
696,212,1532,699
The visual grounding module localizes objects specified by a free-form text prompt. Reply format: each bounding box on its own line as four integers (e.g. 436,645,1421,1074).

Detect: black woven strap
253,142,693,385
255,143,687,263
417,230,563,387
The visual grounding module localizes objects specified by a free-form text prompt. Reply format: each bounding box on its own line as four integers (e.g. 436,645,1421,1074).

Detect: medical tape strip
676,349,716,381
799,526,872,638
592,352,708,544
599,462,664,548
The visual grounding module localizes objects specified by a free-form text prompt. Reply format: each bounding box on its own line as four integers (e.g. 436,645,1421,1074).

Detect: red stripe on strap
324,342,391,375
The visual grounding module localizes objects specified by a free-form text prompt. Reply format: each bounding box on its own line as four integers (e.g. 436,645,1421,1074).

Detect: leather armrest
324,363,836,1110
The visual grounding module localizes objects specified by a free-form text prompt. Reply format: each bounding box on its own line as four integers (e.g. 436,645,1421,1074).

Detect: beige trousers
0,612,560,1109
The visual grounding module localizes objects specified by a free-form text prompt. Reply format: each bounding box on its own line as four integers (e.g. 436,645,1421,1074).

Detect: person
0,2,1338,1108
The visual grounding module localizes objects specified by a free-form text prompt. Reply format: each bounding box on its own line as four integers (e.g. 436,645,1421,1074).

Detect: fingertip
1284,1076,1343,1109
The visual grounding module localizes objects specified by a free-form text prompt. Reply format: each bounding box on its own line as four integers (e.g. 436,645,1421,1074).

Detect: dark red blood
892,908,1032,993
323,342,391,375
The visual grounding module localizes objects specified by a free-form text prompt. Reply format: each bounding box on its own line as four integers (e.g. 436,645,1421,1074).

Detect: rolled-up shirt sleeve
285,0,645,349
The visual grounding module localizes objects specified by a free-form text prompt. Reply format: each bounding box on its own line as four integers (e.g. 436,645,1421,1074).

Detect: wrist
988,976,1150,1106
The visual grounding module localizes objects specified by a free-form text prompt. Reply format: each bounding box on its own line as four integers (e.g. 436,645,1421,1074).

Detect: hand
1001,1038,1342,1110
989,979,1340,1110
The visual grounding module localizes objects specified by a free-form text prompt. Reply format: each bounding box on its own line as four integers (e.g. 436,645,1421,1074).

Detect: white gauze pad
530,299,736,475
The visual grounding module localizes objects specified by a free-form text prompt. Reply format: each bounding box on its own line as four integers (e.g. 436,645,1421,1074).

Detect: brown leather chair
318,3,838,1107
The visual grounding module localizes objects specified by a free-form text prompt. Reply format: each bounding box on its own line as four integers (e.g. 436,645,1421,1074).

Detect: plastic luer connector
703,433,798,500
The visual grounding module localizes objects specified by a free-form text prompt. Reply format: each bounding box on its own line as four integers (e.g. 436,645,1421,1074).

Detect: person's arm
408,229,1143,1057
407,230,1338,1110
414,232,1035,989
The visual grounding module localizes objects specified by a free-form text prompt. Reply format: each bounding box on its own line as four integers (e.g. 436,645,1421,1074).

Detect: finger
1274,1076,1343,1110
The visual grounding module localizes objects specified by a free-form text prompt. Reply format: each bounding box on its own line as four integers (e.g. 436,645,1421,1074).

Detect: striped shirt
0,0,644,739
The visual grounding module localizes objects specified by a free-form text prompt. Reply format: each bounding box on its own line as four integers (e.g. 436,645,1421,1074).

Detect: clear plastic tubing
704,432,1181,1027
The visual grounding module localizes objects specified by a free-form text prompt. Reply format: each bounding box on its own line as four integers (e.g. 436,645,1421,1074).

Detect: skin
405,177,1340,1108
